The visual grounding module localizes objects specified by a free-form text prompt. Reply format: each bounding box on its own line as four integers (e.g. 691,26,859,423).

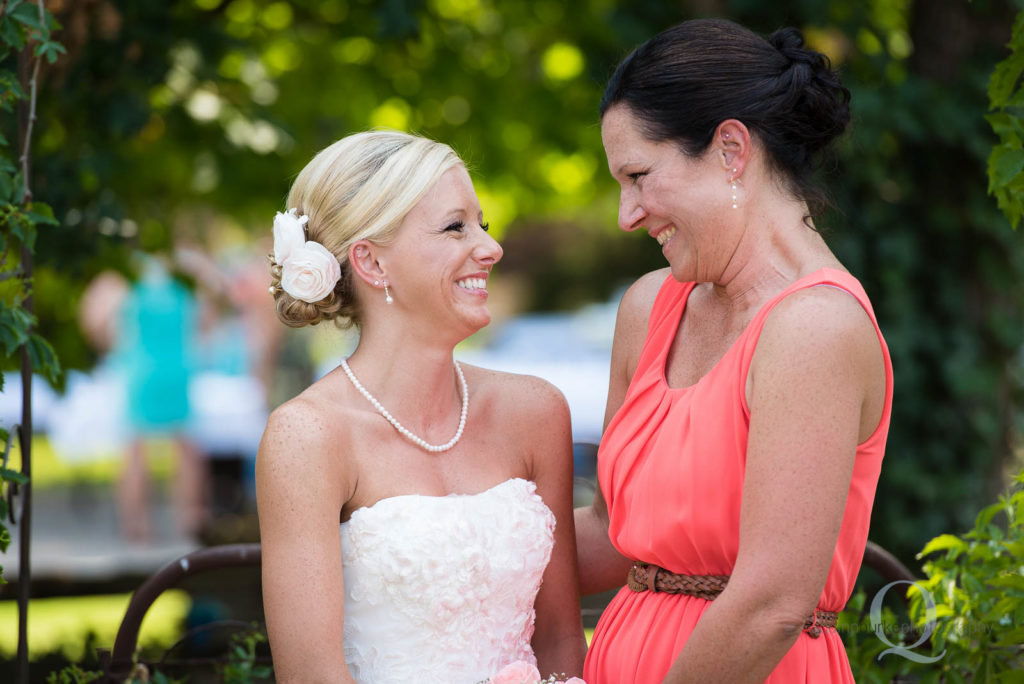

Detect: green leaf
0,308,32,355
34,40,66,65
989,46,1024,110
44,11,61,33
0,527,9,553
0,16,26,51
26,333,60,383
11,170,23,204
9,209,36,250
0,467,28,485
990,147,1024,188
10,3,44,34
918,533,968,559
976,501,1008,532
989,573,1024,591
26,202,58,226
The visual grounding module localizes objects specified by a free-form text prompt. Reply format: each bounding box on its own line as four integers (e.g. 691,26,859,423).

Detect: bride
256,130,586,683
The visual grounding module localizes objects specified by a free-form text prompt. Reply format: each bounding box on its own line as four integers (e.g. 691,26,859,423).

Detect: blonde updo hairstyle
269,130,463,328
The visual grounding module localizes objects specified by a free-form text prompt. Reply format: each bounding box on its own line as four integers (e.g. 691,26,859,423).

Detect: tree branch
15,0,46,206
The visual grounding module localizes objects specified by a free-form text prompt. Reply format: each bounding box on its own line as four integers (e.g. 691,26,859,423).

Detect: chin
453,309,492,340
667,258,697,284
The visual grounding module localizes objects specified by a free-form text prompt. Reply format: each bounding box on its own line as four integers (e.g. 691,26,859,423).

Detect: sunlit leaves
541,42,584,81
369,97,412,130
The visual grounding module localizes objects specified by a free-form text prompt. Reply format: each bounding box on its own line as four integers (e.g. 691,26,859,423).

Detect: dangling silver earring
729,170,741,210
384,280,393,304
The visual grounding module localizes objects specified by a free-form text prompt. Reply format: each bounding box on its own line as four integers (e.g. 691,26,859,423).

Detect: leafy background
5,0,1024,579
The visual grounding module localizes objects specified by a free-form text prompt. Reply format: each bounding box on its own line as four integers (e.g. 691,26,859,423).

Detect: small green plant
45,664,101,684
220,624,272,684
908,469,1024,681
840,589,918,683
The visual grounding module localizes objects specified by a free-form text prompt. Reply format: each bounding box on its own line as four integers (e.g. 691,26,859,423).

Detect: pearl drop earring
384,280,393,304
729,171,741,210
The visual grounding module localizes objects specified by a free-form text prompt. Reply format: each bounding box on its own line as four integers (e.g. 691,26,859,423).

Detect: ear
348,240,387,286
715,119,751,181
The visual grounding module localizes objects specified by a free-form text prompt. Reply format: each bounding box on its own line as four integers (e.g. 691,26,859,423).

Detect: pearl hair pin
340,358,468,453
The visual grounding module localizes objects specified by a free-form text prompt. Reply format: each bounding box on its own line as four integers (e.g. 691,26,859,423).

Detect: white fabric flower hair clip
272,208,342,304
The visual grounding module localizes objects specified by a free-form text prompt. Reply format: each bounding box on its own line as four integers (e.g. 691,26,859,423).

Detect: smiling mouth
456,277,488,292
655,226,677,246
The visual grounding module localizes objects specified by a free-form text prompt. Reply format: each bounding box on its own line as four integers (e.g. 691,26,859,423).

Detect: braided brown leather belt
627,562,839,638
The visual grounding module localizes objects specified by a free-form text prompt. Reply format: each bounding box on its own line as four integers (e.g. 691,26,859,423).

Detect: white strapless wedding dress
340,477,556,683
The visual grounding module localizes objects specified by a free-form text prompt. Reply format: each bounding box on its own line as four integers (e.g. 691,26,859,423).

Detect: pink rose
491,660,541,684
560,679,587,684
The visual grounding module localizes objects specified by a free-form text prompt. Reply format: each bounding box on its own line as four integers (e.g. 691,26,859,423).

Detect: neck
344,320,466,436
710,193,835,313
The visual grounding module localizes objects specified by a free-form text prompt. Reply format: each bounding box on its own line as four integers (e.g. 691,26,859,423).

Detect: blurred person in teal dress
113,255,206,543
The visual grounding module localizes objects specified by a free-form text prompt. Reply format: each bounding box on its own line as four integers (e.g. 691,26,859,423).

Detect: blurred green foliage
988,10,1024,229
3,0,1023,568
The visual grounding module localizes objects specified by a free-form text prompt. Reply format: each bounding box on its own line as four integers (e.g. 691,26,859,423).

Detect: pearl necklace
339,358,468,453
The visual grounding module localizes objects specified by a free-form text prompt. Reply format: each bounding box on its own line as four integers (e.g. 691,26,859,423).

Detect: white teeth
656,226,677,246
457,277,487,291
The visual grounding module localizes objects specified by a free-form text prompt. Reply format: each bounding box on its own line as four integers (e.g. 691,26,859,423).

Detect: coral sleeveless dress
584,268,893,683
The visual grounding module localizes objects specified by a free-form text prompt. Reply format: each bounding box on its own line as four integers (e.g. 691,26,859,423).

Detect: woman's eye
480,222,490,233
628,171,647,184
443,220,465,233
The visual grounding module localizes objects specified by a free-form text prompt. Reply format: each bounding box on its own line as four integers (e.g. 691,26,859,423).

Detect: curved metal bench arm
104,543,262,682
861,540,918,605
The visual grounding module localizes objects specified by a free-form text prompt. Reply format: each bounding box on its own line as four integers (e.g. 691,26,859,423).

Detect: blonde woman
257,131,586,683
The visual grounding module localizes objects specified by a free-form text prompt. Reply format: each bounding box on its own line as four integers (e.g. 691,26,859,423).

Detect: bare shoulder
754,284,883,383
762,285,877,349
257,389,347,490
461,364,569,424
617,267,672,328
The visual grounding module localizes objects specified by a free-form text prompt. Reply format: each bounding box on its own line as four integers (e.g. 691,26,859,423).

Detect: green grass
0,590,191,661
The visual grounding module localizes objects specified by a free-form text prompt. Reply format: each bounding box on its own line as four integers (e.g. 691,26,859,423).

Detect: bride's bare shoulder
460,364,569,424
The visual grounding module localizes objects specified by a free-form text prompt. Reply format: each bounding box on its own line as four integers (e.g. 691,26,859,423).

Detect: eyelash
628,171,648,184
443,220,490,233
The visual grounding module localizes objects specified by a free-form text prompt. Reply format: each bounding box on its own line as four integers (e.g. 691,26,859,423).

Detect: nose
475,229,503,266
618,189,646,232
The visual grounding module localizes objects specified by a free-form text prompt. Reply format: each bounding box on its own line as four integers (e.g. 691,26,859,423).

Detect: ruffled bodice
340,477,556,683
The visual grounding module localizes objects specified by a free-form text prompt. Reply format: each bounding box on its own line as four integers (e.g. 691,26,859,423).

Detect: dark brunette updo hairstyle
601,18,850,217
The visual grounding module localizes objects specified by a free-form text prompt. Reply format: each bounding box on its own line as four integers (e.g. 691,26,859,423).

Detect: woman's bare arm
661,287,886,683
526,376,587,677
576,271,667,596
257,399,357,684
